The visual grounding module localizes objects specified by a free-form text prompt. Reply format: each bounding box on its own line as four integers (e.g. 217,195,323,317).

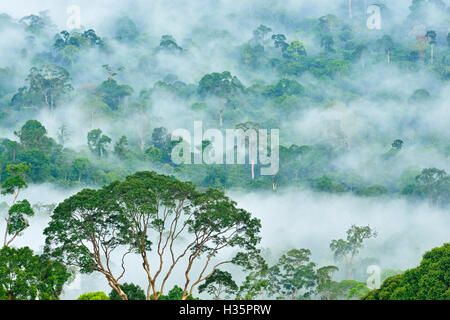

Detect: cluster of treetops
0,4,449,206
0,118,448,207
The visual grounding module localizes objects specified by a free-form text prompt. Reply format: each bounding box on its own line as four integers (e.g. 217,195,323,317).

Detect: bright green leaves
364,243,450,300
7,200,34,236
268,249,317,300
0,246,70,300
44,170,262,300
1,163,30,195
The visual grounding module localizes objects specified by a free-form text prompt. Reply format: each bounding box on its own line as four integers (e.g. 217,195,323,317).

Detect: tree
263,79,305,98
109,283,146,300
330,225,377,279
87,129,111,159
271,34,288,53
72,158,90,183
252,25,272,45
114,136,129,160
112,172,261,300
1,163,34,247
151,127,171,151
408,88,430,104
198,269,238,300
14,65,73,114
0,246,70,300
320,35,335,54
348,0,353,19
44,188,131,300
425,30,437,64
159,35,182,52
114,16,139,42
318,15,340,33
414,168,449,207
237,255,270,300
96,67,133,110
268,249,317,300
392,139,404,150
363,243,449,300
316,265,339,300
157,285,198,300
44,171,262,301
14,120,54,152
77,292,110,300
198,72,244,126
19,11,53,35
57,125,70,147
378,35,394,64
284,41,307,60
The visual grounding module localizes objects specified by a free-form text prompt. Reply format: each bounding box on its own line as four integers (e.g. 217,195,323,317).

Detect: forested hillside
0,0,448,300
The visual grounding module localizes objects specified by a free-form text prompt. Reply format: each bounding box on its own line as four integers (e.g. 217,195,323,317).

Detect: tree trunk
348,0,353,19
347,256,354,280
431,45,434,65
251,161,255,180
387,50,390,64
219,109,223,127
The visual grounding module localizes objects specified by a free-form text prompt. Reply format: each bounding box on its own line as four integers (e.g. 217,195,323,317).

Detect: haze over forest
0,0,448,300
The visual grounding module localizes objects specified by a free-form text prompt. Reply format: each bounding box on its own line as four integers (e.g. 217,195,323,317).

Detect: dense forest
0,0,449,300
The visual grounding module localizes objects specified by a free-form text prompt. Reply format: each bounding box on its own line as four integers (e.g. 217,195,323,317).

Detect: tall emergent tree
1,163,34,247
11,64,73,114
267,249,317,300
44,171,262,300
198,71,244,127
0,246,71,300
330,225,377,279
363,243,449,300
87,129,111,159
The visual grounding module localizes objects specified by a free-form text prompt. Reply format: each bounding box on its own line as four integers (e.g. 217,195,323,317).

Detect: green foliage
363,243,450,300
11,65,73,112
403,168,449,207
44,171,261,300
157,286,198,300
95,79,133,111
0,246,70,300
77,292,110,300
87,129,112,159
330,225,377,279
198,269,238,300
109,283,146,300
316,266,370,300
268,249,317,300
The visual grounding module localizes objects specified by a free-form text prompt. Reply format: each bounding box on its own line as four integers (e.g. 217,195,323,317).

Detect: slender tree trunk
348,0,353,19
251,161,255,180
347,256,354,280
431,45,434,64
387,50,390,64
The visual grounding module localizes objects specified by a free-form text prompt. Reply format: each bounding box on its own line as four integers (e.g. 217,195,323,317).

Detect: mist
0,0,449,300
